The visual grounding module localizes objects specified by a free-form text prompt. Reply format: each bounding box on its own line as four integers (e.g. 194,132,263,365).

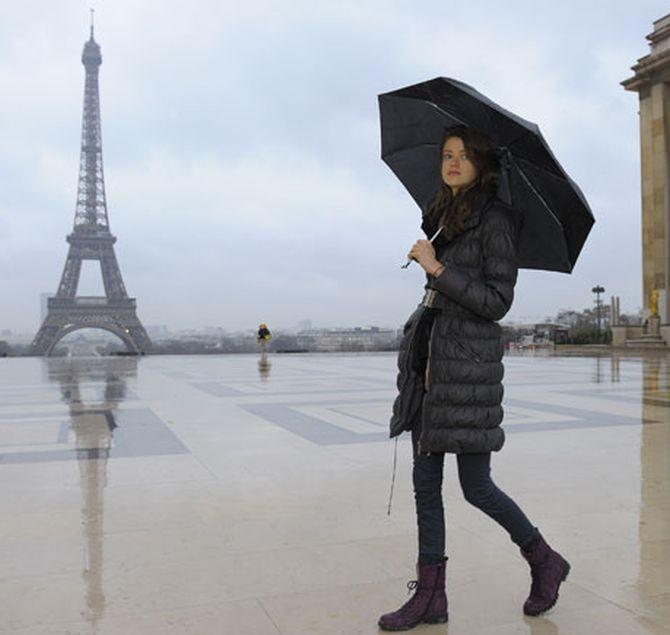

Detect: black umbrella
378,76,595,273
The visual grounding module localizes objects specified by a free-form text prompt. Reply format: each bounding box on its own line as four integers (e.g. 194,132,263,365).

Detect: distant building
202,326,226,336
145,325,170,339
504,322,569,348
533,322,570,345
295,319,313,332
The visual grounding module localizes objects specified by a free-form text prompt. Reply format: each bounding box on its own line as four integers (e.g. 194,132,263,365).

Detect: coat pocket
451,333,482,363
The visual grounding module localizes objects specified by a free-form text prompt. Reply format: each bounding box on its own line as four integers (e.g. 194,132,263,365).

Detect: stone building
617,13,670,347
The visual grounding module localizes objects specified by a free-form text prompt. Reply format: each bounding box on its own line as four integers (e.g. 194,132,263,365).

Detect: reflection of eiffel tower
31,16,151,356
47,356,137,630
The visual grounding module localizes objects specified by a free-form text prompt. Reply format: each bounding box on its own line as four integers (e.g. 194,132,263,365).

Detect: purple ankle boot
378,557,448,631
521,531,570,616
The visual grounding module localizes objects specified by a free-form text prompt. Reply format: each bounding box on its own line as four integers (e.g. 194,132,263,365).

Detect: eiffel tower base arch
31,299,152,356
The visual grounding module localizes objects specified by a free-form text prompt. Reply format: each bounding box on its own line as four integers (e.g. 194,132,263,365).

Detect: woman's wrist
427,261,445,277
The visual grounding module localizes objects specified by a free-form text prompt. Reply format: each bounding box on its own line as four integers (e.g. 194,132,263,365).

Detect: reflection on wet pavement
0,351,668,633
258,357,272,381
54,358,131,629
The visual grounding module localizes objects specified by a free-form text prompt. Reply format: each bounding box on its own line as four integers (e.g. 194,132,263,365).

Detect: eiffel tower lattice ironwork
31,21,152,356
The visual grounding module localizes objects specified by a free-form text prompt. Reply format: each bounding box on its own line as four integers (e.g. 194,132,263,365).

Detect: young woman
378,125,571,631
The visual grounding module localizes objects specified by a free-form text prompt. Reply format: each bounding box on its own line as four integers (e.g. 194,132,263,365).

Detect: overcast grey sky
0,1,665,333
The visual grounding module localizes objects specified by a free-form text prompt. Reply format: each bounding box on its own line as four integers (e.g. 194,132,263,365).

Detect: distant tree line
545,305,640,345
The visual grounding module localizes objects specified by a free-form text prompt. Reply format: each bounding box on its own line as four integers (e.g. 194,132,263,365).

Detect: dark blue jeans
411,425,536,564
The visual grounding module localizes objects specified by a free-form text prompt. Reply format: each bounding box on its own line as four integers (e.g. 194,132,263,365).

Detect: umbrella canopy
378,76,595,273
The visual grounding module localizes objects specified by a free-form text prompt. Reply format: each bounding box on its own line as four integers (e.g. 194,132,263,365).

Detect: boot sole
523,560,571,617
424,613,449,624
377,613,449,631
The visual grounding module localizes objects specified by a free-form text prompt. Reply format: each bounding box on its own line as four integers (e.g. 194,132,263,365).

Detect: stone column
610,295,620,326
623,13,670,325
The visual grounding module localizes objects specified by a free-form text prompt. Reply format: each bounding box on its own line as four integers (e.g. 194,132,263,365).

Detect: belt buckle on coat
422,288,438,308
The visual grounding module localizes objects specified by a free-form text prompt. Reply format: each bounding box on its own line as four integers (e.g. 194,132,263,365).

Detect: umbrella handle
400,226,443,269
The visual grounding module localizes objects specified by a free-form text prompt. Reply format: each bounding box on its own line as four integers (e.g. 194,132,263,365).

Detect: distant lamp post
592,285,605,339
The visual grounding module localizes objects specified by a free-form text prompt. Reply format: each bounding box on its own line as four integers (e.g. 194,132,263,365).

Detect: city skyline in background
0,1,665,334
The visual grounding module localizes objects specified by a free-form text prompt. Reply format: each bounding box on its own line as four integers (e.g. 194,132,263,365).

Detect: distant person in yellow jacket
257,323,271,362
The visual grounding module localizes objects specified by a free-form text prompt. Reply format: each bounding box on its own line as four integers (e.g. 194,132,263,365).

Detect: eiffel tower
31,18,151,356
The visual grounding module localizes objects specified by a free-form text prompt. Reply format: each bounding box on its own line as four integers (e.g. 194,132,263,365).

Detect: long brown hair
425,125,500,241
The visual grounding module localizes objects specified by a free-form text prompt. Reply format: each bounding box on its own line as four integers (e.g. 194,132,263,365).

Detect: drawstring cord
387,436,399,516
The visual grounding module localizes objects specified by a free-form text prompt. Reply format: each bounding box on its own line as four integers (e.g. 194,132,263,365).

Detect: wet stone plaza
0,351,669,634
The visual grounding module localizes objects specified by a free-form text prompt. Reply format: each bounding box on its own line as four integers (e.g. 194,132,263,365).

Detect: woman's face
441,136,478,195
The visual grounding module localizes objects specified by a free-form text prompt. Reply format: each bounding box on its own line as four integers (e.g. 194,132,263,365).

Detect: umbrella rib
426,101,470,127
513,161,563,230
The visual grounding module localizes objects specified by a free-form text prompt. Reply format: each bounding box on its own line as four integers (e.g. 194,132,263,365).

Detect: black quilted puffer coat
389,189,523,454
